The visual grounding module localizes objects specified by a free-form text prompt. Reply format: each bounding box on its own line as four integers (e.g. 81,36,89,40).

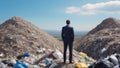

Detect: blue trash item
23,52,30,57
13,61,28,68
45,58,52,65
45,58,50,65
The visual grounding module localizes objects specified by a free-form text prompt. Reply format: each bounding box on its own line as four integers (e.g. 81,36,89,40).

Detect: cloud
65,7,80,14
65,1,120,15
74,24,96,31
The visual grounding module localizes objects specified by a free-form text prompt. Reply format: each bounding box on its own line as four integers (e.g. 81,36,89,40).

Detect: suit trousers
63,41,73,63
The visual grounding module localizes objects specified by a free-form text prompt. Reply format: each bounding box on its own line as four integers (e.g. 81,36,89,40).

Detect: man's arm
71,28,74,41
61,27,64,40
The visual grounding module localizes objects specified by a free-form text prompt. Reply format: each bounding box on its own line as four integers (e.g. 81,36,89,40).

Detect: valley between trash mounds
45,30,88,41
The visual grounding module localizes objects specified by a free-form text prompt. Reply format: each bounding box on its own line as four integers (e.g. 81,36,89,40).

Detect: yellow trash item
76,62,88,68
79,52,87,58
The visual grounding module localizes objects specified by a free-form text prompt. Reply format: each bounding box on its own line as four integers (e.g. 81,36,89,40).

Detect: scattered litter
89,53,120,68
0,49,95,68
76,62,88,68
0,53,4,57
49,62,58,68
53,50,63,59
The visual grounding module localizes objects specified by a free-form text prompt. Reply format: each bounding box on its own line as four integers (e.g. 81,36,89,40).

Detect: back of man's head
66,20,70,25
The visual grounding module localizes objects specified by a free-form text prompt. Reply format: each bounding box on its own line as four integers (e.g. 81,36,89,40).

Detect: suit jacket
62,25,74,42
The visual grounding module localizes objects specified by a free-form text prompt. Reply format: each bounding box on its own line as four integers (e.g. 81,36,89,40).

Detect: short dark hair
66,20,70,24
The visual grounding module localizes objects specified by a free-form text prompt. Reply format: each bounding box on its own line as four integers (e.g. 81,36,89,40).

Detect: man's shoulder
70,26,73,28
69,26,73,29
62,26,67,28
62,26,65,29
62,25,73,29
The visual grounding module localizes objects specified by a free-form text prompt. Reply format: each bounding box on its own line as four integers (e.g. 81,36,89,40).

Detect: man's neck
66,24,70,26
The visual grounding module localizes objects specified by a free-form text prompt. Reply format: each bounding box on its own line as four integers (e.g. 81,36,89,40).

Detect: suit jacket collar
66,24,70,27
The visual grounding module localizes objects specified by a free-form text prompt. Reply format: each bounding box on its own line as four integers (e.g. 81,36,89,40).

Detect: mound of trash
75,17,120,60
88,17,120,34
0,16,62,58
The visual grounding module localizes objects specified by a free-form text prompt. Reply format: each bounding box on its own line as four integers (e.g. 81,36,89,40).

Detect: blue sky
0,0,120,31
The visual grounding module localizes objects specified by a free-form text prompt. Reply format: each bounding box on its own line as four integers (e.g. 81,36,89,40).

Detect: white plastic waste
53,50,63,59
49,62,58,68
0,62,7,68
0,53,4,57
33,65,40,68
109,54,119,65
114,65,120,68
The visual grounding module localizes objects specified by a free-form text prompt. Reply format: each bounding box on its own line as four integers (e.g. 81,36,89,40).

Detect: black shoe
61,62,65,65
63,60,66,64
69,61,73,64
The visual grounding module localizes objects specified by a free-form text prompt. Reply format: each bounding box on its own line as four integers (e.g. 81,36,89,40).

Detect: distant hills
75,17,120,59
45,30,88,41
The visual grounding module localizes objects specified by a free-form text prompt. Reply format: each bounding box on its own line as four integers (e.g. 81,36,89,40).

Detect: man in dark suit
61,20,74,64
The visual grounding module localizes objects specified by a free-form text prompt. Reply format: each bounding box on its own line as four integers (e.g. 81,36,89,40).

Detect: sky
0,0,120,31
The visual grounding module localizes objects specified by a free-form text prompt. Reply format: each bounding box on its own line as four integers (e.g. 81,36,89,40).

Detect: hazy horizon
44,30,88,40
